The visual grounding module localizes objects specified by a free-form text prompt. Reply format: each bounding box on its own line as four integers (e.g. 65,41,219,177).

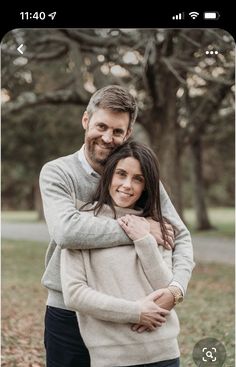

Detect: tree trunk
148,78,183,217
34,180,44,221
190,139,213,230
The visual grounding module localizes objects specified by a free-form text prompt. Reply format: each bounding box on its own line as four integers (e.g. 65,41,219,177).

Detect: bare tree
2,28,234,227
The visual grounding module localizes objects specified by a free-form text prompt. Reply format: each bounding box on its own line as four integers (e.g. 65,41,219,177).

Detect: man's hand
132,290,170,333
154,288,175,310
132,288,175,333
147,218,175,250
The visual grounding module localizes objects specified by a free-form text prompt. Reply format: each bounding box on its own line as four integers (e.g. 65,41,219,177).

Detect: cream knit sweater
61,202,180,367
40,152,194,311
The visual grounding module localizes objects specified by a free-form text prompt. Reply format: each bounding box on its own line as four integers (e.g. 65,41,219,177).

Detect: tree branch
183,70,234,144
2,90,89,117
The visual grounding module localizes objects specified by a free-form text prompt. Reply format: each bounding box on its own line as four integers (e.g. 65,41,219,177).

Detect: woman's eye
134,177,144,183
117,171,125,176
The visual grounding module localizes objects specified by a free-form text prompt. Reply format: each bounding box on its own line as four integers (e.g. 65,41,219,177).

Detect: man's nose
101,131,113,144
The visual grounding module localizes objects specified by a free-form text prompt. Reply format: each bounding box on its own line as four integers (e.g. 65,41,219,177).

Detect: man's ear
82,111,89,130
124,128,132,141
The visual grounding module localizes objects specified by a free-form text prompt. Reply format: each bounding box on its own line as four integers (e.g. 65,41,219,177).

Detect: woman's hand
131,290,170,333
117,214,150,241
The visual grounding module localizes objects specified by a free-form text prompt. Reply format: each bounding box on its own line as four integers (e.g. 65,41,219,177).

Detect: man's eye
114,131,123,136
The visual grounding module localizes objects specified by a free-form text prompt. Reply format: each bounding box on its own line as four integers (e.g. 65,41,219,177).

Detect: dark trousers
44,306,179,367
44,306,90,367
121,359,180,367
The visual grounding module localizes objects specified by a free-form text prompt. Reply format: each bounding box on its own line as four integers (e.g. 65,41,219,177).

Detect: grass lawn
1,240,235,366
2,240,47,367
2,207,235,237
178,263,235,366
184,207,235,237
1,211,40,223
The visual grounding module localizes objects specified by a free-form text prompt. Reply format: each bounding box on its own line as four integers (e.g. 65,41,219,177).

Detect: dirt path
191,234,234,265
1,221,235,265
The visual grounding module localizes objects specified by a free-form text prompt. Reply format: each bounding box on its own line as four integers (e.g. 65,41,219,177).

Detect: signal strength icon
189,11,199,19
172,13,184,20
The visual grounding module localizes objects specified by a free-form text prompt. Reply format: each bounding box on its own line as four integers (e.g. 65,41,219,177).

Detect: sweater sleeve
60,249,140,324
39,161,132,250
159,182,195,293
134,234,173,290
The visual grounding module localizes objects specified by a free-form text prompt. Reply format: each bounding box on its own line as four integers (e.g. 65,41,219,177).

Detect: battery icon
204,12,220,19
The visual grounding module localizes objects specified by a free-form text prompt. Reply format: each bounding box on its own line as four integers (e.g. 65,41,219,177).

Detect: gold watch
168,286,184,305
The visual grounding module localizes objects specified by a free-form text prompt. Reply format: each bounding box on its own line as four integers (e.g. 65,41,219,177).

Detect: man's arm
148,183,194,314
132,183,195,333
39,161,132,250
159,182,195,294
60,248,169,328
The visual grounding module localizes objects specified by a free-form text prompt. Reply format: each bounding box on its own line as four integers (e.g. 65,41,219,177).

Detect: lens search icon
193,338,226,366
202,347,217,362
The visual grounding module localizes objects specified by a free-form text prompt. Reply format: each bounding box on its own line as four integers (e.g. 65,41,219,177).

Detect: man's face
82,109,132,172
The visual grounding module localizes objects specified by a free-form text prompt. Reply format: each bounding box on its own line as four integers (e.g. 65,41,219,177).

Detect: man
40,85,194,367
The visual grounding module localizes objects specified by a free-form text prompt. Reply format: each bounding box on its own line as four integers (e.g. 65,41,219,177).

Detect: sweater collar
78,145,100,178
76,200,143,219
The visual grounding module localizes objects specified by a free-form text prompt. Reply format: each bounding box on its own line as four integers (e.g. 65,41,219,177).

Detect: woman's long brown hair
81,139,169,245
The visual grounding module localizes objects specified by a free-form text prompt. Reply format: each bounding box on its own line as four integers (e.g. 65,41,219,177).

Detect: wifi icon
189,11,199,19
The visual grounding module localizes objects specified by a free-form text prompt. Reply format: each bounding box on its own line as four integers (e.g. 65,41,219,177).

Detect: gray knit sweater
61,202,179,367
39,151,194,310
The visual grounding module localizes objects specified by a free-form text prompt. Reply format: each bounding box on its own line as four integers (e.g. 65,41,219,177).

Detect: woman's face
109,157,145,208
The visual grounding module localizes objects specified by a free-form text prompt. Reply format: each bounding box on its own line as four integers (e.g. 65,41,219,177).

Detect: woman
61,140,180,367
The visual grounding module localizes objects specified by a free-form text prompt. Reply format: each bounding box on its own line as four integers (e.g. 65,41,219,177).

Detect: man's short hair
86,85,138,128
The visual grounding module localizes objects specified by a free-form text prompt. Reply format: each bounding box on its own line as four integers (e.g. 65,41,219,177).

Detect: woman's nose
122,178,132,188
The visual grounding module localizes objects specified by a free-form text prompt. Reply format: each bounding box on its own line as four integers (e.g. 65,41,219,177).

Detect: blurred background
1,28,235,366
2,28,235,229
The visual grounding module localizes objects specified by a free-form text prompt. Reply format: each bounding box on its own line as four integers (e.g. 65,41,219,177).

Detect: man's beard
88,140,115,166
93,153,108,166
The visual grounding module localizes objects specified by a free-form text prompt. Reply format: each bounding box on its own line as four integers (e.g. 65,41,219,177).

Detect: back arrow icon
17,44,24,54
